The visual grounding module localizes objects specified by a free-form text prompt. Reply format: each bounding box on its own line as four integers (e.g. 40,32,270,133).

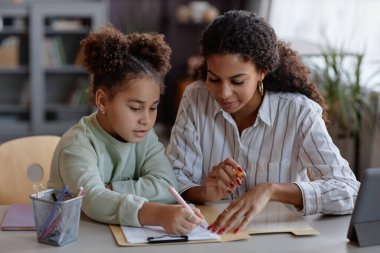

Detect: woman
166,10,359,234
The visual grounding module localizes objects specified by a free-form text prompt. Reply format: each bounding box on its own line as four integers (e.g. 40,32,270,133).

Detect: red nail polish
237,177,242,185
227,188,232,194
207,225,213,230
233,227,240,233
229,182,235,188
218,228,226,234
212,228,218,233
238,167,243,172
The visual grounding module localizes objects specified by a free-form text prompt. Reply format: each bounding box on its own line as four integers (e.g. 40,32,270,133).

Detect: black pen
147,235,188,244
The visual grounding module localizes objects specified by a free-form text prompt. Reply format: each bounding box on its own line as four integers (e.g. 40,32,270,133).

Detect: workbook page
121,225,220,243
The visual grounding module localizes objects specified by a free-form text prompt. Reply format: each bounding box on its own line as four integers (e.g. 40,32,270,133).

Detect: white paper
121,225,220,244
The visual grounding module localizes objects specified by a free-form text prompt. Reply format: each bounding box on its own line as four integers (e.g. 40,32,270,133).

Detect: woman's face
206,54,265,114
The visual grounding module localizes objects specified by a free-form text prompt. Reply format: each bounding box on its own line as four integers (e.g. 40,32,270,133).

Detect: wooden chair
0,135,60,204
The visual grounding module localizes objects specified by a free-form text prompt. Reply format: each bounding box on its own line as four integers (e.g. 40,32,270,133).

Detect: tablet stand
350,221,380,247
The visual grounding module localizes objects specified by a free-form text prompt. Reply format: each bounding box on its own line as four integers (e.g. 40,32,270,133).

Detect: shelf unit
0,0,108,141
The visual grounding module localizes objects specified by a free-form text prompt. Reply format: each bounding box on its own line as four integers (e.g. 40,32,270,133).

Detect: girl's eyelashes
129,106,158,112
129,107,141,112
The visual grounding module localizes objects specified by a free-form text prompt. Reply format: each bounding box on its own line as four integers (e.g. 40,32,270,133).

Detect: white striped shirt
166,81,360,215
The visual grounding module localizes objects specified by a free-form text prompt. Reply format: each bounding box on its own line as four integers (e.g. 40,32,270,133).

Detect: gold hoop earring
258,81,264,96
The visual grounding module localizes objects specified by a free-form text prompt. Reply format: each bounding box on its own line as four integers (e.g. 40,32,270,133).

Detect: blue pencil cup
30,188,83,246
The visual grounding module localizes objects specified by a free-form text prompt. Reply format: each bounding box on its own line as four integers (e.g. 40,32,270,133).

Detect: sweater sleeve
55,144,147,227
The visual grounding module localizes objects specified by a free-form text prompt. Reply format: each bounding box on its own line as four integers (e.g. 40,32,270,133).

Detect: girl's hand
208,183,274,234
203,158,246,201
159,205,205,235
139,202,205,235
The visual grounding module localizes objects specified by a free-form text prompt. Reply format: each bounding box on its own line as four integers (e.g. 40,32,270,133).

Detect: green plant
304,48,379,173
306,50,375,139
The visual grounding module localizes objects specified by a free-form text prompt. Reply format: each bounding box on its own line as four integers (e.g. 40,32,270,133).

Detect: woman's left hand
208,183,275,234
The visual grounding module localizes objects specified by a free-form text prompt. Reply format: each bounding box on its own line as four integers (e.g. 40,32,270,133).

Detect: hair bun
126,33,171,76
81,24,129,75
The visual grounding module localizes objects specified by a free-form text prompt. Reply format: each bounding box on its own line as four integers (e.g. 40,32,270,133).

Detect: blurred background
0,0,379,177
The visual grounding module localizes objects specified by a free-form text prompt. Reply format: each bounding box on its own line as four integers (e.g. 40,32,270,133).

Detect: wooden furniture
0,135,60,204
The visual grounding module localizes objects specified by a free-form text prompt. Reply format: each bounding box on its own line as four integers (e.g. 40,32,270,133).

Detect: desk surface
1,205,379,253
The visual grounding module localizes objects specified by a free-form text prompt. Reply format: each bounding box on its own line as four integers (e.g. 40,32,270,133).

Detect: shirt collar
258,92,275,127
211,92,275,127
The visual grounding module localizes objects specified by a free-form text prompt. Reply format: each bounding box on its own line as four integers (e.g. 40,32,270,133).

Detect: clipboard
200,202,319,236
109,224,250,246
109,201,318,246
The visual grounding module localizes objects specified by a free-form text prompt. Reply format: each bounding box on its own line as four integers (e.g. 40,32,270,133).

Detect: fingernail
233,227,240,233
207,225,213,230
229,182,235,188
212,228,218,233
227,188,232,194
237,167,246,178
236,177,242,185
217,228,226,234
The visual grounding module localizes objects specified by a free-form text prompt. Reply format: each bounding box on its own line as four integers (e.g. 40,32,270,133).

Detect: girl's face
206,54,265,115
97,78,160,143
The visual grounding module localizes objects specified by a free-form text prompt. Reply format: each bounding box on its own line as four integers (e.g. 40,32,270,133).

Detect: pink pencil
168,186,208,229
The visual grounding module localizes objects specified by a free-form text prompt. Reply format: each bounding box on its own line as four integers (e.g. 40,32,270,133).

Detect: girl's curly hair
81,23,171,103
199,10,327,121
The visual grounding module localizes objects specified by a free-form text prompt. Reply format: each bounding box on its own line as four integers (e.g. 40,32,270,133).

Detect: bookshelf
0,0,108,141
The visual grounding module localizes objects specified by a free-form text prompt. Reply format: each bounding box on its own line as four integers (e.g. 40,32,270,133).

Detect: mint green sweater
48,112,178,226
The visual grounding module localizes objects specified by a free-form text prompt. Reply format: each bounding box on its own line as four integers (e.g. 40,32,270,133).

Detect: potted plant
304,48,379,175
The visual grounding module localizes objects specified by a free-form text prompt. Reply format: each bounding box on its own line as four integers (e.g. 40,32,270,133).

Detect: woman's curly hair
81,23,171,103
199,10,328,121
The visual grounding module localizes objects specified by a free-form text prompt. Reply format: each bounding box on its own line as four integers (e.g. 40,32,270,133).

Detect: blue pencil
39,185,68,239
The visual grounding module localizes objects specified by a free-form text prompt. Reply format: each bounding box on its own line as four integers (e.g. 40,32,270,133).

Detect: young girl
167,10,360,234
48,25,203,235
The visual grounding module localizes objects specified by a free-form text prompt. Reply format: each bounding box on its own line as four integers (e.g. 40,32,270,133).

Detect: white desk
1,205,379,253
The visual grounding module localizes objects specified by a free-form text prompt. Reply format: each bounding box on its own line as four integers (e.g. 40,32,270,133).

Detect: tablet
347,167,380,247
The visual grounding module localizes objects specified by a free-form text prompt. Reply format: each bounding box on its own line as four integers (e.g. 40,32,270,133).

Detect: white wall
268,0,380,177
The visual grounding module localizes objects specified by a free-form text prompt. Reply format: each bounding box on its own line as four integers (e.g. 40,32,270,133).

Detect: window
268,0,380,89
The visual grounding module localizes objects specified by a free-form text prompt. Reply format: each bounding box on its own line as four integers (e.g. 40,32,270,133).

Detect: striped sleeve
166,87,204,193
295,108,360,215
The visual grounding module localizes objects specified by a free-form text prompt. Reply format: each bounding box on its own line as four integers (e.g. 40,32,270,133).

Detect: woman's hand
138,202,205,235
208,183,303,234
202,158,246,201
208,183,274,234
